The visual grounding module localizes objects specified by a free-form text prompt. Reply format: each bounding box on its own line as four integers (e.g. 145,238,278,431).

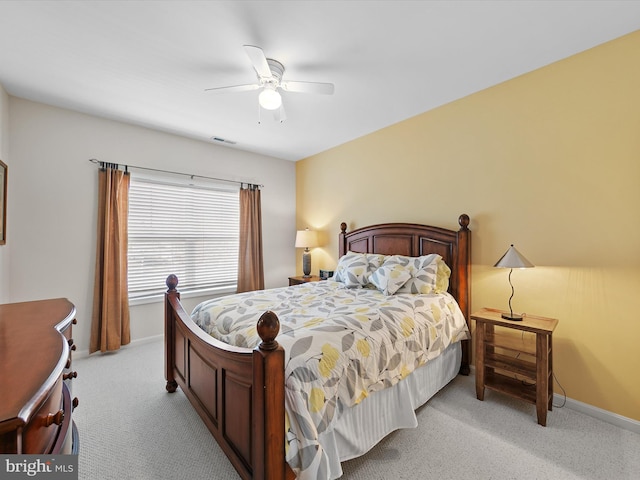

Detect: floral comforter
191,281,470,480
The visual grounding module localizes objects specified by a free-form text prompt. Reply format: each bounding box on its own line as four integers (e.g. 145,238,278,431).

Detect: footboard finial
257,310,280,351
166,274,178,292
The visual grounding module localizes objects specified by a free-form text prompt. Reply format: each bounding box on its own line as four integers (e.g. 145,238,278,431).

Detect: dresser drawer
51,383,74,454
62,319,78,393
22,376,65,454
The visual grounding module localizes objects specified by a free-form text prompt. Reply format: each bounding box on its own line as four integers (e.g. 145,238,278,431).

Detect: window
127,175,239,303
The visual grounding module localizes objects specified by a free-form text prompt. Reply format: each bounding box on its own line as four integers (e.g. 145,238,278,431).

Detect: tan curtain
90,165,131,353
237,185,264,293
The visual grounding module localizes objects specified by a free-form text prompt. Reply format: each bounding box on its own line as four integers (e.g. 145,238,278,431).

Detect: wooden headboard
339,214,471,373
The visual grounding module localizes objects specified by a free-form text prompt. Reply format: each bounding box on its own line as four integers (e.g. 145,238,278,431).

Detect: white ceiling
0,1,639,161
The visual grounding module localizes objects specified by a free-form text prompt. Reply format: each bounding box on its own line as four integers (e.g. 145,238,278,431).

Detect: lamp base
501,313,524,321
302,251,311,277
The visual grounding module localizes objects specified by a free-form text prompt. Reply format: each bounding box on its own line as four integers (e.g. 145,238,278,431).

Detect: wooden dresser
0,298,79,454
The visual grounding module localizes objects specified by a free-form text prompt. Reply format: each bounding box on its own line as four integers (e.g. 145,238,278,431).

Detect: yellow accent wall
296,31,640,421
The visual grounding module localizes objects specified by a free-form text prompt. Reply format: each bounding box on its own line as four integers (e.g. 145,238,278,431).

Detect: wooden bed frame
164,214,471,480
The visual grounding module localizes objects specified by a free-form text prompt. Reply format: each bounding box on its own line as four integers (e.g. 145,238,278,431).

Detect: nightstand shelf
472,307,558,426
484,351,537,380
484,371,537,404
485,331,537,356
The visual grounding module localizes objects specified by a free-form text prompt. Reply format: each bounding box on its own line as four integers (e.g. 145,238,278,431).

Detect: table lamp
295,228,319,277
494,244,534,321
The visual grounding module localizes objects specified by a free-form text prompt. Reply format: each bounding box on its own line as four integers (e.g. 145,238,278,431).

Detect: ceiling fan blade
273,104,287,123
243,45,273,80
204,83,260,93
280,81,334,95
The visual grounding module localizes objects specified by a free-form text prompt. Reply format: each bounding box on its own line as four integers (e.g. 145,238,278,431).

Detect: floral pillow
333,251,386,288
392,254,440,294
369,261,413,295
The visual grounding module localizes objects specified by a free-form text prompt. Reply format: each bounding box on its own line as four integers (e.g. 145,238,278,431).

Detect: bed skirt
318,342,462,479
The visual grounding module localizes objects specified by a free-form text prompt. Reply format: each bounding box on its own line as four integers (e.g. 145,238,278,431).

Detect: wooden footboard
164,275,294,480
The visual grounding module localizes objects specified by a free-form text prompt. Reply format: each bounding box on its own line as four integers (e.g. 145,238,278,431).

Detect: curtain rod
88,158,263,188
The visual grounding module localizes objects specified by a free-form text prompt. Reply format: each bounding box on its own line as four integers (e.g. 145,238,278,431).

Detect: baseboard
554,393,640,434
468,366,639,434
74,334,164,360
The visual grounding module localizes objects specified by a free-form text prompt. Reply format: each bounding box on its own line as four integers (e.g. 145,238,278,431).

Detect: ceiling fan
205,45,335,122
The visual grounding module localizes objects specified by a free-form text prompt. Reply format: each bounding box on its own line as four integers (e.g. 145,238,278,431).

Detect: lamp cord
507,268,515,318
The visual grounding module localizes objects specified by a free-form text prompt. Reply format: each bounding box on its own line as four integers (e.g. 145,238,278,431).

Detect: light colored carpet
72,339,640,479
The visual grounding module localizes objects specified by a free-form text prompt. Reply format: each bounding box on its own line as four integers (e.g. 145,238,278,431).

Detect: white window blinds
128,176,239,301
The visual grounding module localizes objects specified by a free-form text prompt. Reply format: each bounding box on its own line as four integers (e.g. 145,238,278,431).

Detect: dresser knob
72,398,79,410
67,339,76,351
72,318,78,325
65,357,72,369
63,371,77,381
44,410,64,427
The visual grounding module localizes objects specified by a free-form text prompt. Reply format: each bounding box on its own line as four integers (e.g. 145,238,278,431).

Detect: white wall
0,84,9,303
8,97,296,355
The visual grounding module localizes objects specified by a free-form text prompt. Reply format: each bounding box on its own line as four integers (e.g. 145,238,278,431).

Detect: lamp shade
494,245,534,269
295,229,319,249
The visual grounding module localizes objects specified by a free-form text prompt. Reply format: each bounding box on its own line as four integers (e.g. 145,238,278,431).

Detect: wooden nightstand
288,275,321,286
471,307,559,426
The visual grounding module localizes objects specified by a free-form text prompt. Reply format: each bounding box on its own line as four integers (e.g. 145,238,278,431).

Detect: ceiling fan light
259,88,282,110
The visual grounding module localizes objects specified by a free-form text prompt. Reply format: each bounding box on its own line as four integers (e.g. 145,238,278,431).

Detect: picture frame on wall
0,159,6,245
